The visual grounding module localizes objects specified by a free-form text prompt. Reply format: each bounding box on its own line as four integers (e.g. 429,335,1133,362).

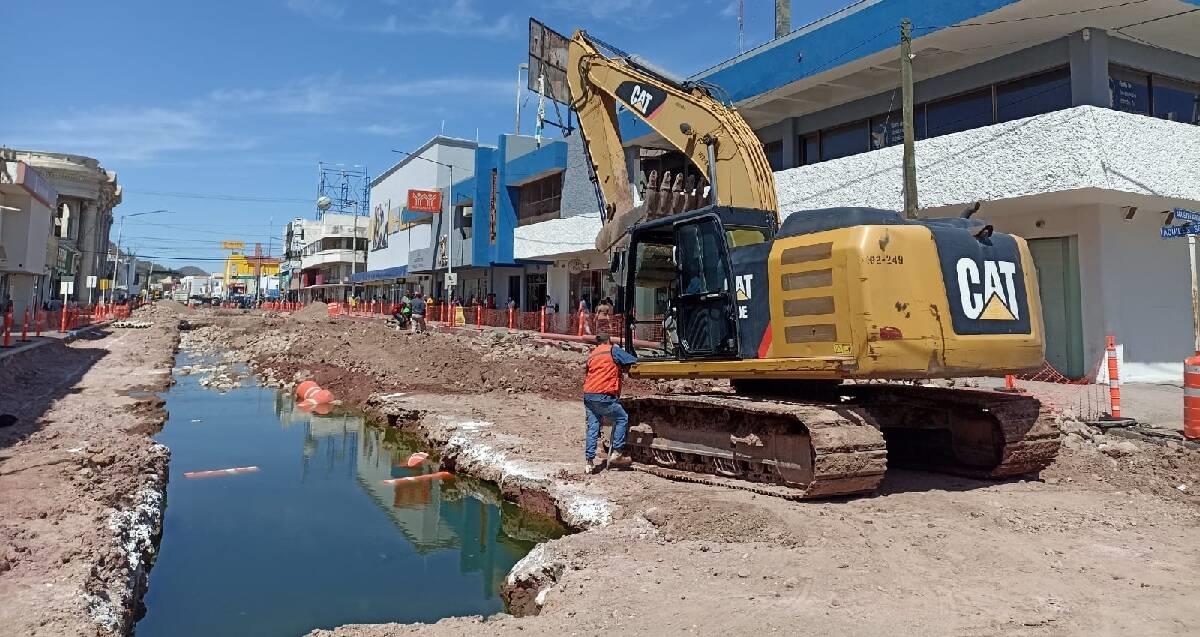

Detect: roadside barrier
1106,335,1121,420
1185,354,1200,440
20,309,29,342
2,308,12,347
296,380,319,399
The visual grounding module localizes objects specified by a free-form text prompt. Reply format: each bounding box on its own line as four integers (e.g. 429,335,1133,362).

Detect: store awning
350,265,408,283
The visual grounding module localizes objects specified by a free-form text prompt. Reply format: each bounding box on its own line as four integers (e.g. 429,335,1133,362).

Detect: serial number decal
863,254,904,265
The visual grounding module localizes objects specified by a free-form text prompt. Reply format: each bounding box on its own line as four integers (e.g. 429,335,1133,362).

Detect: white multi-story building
290,213,367,303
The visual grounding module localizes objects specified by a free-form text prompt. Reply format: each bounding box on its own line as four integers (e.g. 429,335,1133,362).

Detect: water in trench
137,353,564,637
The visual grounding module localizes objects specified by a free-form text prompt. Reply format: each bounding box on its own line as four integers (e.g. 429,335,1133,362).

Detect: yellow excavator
565,29,1059,498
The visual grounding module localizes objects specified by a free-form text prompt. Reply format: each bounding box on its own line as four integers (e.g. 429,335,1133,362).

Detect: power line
123,188,312,204
1110,7,1200,30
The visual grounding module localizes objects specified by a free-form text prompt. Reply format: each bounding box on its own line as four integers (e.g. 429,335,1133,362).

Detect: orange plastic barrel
1185,355,1200,440
312,389,334,404
296,380,319,400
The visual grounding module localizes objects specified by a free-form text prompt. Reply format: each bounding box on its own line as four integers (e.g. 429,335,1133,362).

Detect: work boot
584,457,602,475
608,450,633,469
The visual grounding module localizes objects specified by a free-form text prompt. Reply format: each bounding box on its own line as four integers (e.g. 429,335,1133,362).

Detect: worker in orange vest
583,332,638,474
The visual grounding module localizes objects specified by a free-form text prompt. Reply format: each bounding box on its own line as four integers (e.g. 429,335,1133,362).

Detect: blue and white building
597,0,1200,382
363,132,604,311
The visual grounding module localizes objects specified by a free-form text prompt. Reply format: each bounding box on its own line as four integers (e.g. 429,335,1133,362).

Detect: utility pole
900,18,919,219
110,218,124,303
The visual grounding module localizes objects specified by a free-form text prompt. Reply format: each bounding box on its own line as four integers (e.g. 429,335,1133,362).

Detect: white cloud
23,107,256,162
285,0,346,19
209,75,513,115
372,0,517,37
360,122,413,136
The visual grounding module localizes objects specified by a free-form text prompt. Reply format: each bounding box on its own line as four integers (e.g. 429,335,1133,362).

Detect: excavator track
845,384,1061,479
621,385,1059,500
623,394,888,499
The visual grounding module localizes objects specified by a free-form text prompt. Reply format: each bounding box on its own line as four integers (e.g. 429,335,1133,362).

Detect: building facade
362,132,606,313
0,158,57,318
291,213,367,303
0,149,121,305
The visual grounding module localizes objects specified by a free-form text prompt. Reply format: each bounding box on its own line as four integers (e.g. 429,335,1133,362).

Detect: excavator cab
622,206,776,360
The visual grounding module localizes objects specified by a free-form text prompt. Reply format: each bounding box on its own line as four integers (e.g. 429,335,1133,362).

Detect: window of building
763,140,785,170
1152,75,1200,125
796,134,819,166
455,204,473,238
997,67,1071,123
926,87,993,138
820,120,870,162
1110,66,1151,114
517,172,562,226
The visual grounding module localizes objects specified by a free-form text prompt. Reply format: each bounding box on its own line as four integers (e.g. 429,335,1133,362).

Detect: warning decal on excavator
615,81,667,119
931,228,1031,336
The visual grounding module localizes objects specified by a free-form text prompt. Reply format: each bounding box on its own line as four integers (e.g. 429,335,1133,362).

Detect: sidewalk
0,322,111,364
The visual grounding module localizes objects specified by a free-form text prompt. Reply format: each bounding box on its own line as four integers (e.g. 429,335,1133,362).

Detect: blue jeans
584,394,629,461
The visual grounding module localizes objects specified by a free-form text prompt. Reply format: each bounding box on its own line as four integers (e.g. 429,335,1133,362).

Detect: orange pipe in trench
382,471,452,485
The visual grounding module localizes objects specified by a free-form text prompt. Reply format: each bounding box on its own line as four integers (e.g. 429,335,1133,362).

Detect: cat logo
628,85,654,116
735,274,753,319
955,258,1020,321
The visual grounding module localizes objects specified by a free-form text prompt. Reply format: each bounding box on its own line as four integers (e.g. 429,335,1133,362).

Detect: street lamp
390,149,469,301
110,209,173,303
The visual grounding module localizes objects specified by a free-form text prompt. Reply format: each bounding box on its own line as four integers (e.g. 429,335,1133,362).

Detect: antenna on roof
738,0,745,53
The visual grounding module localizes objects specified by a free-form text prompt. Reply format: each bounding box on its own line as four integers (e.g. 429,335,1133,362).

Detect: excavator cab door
672,216,738,358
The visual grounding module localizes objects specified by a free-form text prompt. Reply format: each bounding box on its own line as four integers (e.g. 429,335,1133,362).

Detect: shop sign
409,247,432,272
489,169,498,244
407,189,442,214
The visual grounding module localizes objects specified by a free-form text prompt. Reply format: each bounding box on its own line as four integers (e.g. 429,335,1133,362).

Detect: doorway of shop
1028,236,1085,378
508,275,521,308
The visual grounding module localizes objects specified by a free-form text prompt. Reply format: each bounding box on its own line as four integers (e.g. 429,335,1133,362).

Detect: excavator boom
566,30,777,251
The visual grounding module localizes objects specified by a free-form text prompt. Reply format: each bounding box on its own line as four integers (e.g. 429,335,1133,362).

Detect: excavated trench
134,350,564,637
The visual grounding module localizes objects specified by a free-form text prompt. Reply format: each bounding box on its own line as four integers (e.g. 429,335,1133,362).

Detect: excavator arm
566,30,779,251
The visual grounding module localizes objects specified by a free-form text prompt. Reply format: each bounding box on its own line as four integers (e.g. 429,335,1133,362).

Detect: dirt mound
133,300,187,321
291,302,330,322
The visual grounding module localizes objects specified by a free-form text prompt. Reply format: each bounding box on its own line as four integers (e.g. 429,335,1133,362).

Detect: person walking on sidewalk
582,332,638,475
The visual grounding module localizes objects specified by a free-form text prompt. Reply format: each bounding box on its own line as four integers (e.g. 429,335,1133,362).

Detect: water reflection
137,354,563,637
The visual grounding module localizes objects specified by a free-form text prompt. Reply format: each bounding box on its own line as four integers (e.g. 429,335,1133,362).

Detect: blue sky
2,0,853,269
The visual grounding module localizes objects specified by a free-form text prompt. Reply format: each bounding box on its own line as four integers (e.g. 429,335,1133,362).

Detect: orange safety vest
583,343,621,396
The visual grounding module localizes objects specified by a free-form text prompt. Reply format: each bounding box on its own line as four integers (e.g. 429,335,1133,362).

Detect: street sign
1162,223,1200,239
99,279,111,290
86,275,98,288
59,281,74,296
407,189,442,214
1161,224,1200,239
444,272,458,287
1174,208,1200,224
221,240,245,250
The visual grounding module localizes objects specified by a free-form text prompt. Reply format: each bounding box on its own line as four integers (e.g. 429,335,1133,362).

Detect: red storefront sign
407,189,442,214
